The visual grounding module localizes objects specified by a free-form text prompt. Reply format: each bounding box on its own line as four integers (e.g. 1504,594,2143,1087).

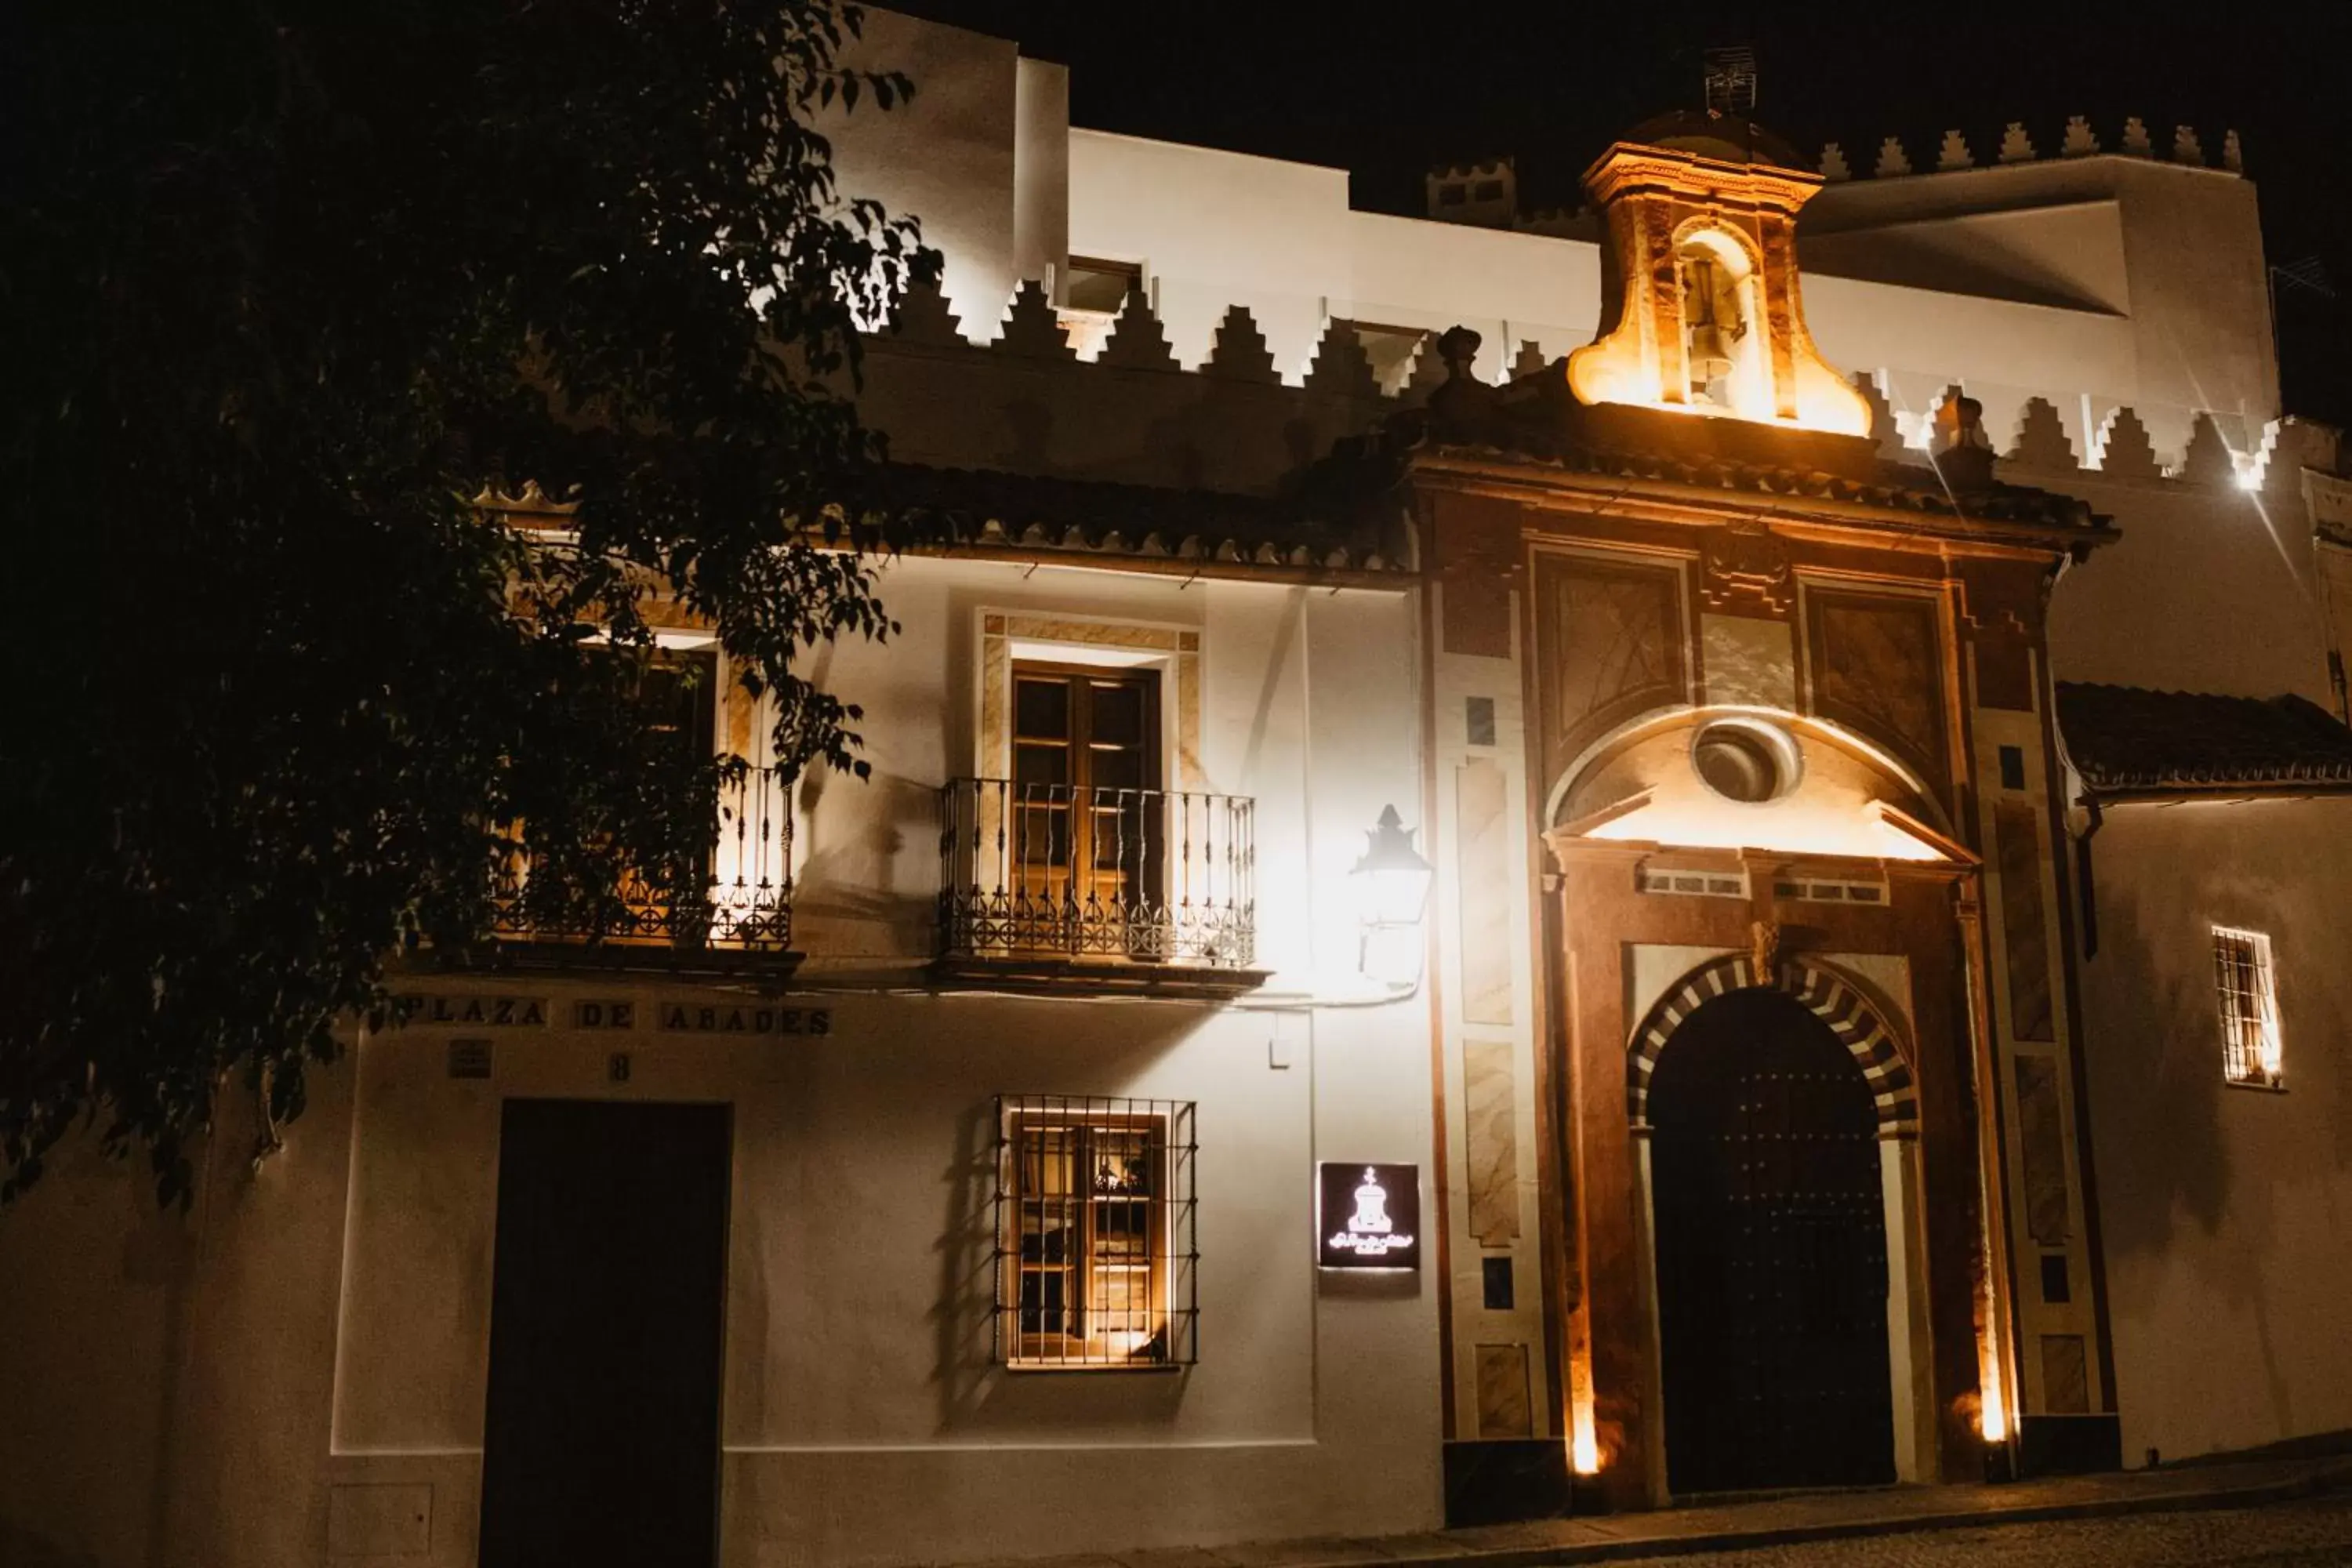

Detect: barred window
996,1095,1197,1369
2212,927,2284,1088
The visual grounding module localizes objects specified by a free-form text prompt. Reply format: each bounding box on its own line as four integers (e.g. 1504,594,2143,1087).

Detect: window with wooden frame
1010,663,1164,931
1064,256,1145,314
2212,926,2284,1088
996,1095,1197,1369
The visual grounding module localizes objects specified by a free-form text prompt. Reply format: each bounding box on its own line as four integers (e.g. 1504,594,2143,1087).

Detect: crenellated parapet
1877,372,2337,499
1818,116,2244,183
859,268,2339,514
861,270,1570,505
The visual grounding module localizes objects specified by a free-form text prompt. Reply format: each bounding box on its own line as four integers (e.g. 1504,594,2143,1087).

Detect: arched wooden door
1649,986,1896,1495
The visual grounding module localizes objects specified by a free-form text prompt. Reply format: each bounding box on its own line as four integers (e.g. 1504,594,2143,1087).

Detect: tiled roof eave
815,463,1419,579
1413,441,2112,550
2083,773,2352,797
2058,681,2352,799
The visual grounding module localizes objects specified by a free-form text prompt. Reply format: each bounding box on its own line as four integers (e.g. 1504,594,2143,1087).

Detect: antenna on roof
1703,46,1758,116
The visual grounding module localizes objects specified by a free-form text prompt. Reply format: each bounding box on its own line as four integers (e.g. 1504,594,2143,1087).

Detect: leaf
2,0,917,1207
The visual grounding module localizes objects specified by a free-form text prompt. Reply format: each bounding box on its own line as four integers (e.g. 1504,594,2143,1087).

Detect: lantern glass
1351,805,1433,930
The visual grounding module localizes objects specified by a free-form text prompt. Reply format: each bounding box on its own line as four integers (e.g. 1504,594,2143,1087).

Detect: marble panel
1465,1037,1520,1246
1818,952,1914,1037
1536,557,1684,782
1994,801,2055,1042
1475,1343,1534,1439
2016,1054,2071,1247
1627,944,1740,1034
1456,760,1514,1025
2041,1334,2091,1414
1701,612,1796,710
1973,634,2036,713
1810,593,1944,771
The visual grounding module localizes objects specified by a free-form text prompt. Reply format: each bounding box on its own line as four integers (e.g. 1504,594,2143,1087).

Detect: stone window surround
977,612,1203,792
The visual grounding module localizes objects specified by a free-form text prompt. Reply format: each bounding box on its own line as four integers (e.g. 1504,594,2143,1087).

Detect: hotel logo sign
1317,1162,1421,1271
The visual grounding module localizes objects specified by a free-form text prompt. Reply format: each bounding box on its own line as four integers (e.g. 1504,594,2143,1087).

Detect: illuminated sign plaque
1317,1162,1421,1272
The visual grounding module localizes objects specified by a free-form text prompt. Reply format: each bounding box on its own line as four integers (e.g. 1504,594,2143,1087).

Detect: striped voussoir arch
1627,953,1919,1138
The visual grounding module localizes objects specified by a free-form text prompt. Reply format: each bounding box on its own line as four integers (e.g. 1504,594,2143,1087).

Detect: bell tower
1565,113,1871,437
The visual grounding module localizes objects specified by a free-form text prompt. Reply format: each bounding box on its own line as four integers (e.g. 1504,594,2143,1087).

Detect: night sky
891,2,2352,428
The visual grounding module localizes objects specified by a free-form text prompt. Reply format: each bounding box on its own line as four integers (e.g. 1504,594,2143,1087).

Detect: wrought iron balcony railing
938,779,1256,975
489,764,794,954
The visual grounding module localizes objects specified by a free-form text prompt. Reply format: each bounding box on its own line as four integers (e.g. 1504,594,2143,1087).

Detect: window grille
1769,876,1888,906
994,1095,1198,1369
1639,866,1748,898
2212,927,2284,1088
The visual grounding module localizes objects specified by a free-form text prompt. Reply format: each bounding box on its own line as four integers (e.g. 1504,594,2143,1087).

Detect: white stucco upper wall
822,9,1071,341
1340,211,1601,380
1807,157,2279,446
1069,128,1354,379
1801,196,2134,315
1062,131,2269,456
836,9,2282,459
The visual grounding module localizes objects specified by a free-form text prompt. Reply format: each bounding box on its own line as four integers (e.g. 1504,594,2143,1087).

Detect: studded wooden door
1649,986,1896,1495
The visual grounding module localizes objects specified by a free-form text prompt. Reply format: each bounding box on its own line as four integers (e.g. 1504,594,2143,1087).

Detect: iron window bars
994,1094,1199,1369
2212,926,2284,1088
939,781,1254,968
490,764,794,950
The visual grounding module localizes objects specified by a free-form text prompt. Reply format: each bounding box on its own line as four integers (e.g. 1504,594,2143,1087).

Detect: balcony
938,779,1261,994
487,764,795,967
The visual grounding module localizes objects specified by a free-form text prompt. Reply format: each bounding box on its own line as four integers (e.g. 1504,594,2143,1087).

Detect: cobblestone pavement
1602,1493,2352,1566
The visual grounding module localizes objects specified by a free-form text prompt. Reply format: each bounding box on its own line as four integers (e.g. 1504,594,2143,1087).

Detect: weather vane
1703,45,1758,116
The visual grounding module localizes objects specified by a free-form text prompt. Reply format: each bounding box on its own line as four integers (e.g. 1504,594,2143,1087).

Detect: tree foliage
1,0,920,1204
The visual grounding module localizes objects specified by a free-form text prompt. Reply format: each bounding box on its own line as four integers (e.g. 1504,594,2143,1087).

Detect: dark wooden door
1649,987,1895,1495
479,1100,733,1568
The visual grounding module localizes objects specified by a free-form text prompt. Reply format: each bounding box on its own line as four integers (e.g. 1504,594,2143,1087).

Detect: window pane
1087,681,1146,746
1014,678,1070,741
1018,1125,1079,1338
1093,1200,1151,1258
1088,746,1144,791
1022,1127,1075,1195
1014,742,1068,789
1091,1130,1155,1195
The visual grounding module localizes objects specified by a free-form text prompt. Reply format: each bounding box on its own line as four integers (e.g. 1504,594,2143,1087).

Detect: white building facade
5,10,2350,1567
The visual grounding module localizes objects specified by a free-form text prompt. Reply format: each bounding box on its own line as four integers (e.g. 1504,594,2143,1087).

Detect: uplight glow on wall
1980,1359,2011,1444
1583,785,1949,862
1570,1403,1602,1475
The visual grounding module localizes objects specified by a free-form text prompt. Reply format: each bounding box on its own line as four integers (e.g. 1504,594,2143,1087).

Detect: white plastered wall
2074,796,2352,1465
0,559,1443,1568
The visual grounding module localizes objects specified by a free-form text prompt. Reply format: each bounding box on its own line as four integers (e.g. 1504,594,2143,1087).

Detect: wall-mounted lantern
1351,804,1432,982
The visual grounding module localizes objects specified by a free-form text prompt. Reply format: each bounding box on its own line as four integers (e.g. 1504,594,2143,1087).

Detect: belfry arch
1670,223,1766,415
1627,950,1919,1137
